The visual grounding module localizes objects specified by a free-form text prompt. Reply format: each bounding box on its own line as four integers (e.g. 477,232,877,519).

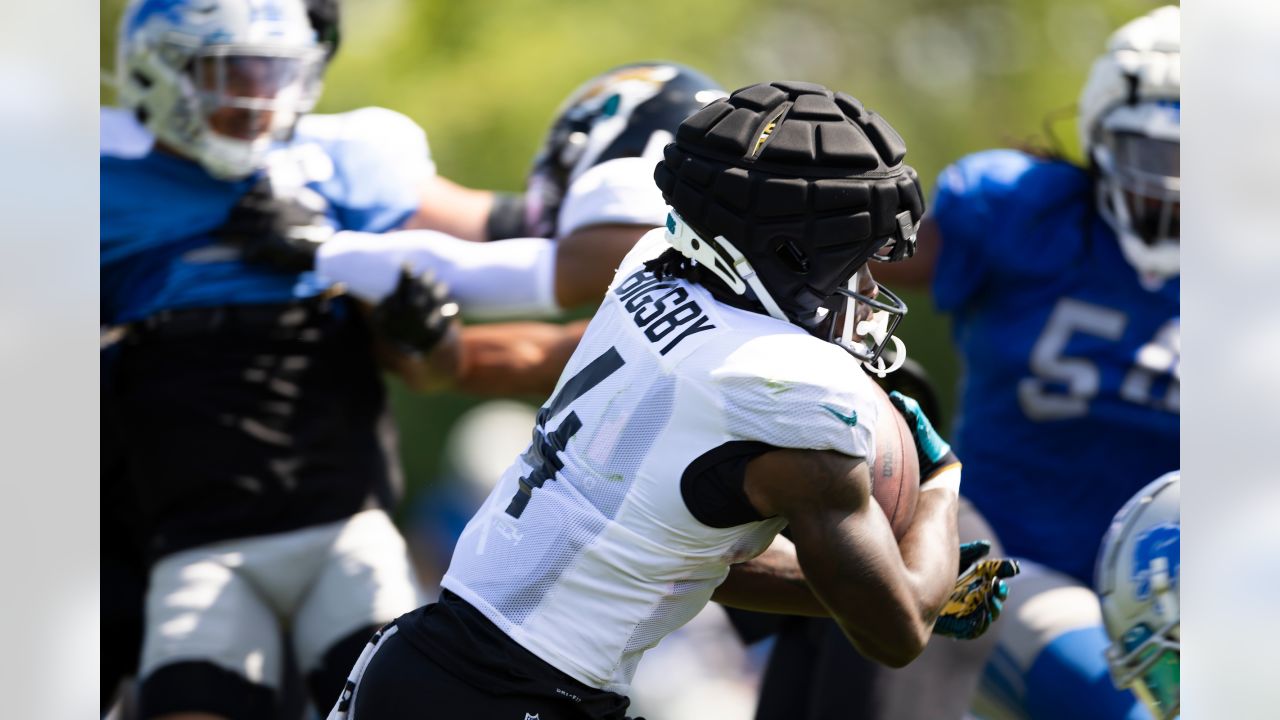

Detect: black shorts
334,593,633,720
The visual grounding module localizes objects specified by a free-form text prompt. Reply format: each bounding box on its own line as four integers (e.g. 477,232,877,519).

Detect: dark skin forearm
712,536,829,617
377,316,588,398
553,224,649,309
745,448,958,667
894,486,960,630
452,319,588,397
714,487,958,623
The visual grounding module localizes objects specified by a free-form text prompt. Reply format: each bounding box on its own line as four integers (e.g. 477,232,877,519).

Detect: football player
875,6,1180,719
1095,471,1180,720
328,82,1017,720
102,2,584,719
243,62,729,320
99,5,342,715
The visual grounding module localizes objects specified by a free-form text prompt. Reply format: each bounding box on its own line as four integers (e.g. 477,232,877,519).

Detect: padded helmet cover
654,81,924,324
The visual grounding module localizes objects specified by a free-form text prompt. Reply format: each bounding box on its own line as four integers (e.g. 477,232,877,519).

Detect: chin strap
663,210,789,323
854,311,907,378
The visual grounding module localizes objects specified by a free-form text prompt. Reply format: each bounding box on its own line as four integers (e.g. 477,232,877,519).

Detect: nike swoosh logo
821,405,858,427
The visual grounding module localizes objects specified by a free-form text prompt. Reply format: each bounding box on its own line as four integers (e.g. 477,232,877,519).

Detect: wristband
486,192,530,241
920,462,961,495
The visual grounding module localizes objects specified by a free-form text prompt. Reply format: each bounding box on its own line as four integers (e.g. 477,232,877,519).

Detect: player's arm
386,318,588,398
400,175,498,242
552,223,648,309
743,447,959,668
712,535,829,617
313,221,649,319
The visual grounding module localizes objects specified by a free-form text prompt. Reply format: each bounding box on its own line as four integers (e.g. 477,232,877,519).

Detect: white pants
140,509,425,690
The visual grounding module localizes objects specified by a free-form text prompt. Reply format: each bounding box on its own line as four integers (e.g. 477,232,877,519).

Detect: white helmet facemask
1077,5,1180,288
188,45,324,179
116,0,324,180
818,266,908,378
1093,102,1180,288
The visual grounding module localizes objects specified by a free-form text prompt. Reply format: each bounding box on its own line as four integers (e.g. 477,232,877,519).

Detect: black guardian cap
654,81,923,327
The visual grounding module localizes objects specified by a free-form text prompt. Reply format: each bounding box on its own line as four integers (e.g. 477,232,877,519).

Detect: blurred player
875,6,1180,719
99,5,342,716
329,81,1015,720
1095,471,1180,720
269,62,728,320
102,1,584,718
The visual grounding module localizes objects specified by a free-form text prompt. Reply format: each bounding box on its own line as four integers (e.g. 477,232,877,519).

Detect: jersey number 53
1017,298,1179,421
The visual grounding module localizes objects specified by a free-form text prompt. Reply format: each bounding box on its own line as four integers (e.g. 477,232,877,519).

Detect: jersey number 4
505,347,626,518
1018,298,1179,421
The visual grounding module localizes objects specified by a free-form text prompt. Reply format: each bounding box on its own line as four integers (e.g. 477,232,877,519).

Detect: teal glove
889,390,959,481
933,540,1021,640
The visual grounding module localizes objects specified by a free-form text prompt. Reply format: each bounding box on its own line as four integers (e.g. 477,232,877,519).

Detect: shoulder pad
100,106,153,158
558,157,667,238
293,107,436,232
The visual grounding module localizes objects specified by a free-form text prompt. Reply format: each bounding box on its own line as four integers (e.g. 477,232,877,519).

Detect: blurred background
98,1,1166,717
101,0,1161,515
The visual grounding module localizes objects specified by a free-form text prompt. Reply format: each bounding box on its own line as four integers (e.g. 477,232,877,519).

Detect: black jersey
110,297,400,560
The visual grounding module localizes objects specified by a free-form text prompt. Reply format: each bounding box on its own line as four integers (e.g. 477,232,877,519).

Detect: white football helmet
1095,470,1180,720
1078,5,1180,287
116,0,325,179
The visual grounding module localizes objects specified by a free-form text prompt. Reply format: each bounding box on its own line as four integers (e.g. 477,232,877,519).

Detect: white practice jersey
557,156,669,237
442,228,885,693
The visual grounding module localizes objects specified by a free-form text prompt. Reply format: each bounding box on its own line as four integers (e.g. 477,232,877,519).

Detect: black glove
218,178,332,273
371,266,459,357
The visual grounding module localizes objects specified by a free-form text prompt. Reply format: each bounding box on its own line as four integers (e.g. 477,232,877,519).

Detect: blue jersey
932,149,1179,583
100,107,435,324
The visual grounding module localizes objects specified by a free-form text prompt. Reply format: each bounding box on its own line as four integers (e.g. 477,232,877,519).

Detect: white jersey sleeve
100,106,153,158
557,157,669,237
713,334,880,464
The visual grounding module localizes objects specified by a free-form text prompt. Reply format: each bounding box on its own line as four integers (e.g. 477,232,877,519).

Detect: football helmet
524,62,726,238
305,0,341,62
1079,5,1180,286
116,0,326,179
655,81,924,376
1095,470,1180,720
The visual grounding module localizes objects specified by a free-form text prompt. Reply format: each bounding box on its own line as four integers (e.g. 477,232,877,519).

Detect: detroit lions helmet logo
1131,522,1179,601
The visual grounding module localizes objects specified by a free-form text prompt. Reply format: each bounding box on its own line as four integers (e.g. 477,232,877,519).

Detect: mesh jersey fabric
442,228,882,693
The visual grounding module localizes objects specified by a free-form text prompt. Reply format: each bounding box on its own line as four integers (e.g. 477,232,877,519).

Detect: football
867,380,920,540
